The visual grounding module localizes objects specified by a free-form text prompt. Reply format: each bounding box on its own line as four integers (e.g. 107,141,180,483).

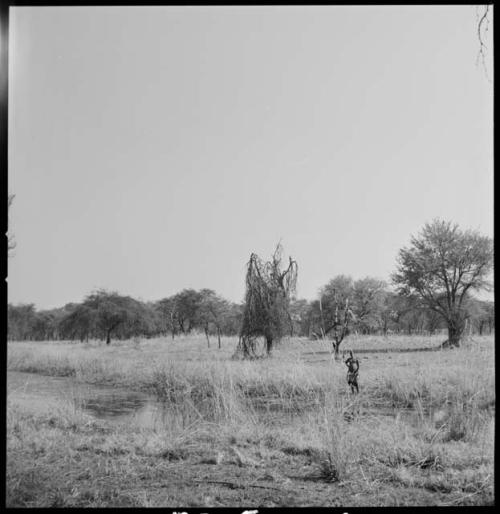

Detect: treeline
7,289,242,346
7,276,494,344
290,276,495,339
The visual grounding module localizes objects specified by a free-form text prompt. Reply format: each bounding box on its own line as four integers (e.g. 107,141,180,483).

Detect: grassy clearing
7,334,495,506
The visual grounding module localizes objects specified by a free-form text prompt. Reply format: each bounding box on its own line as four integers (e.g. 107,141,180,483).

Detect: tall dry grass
7,334,495,506
8,335,494,484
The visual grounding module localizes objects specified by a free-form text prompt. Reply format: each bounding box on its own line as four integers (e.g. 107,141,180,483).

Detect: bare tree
236,243,298,358
319,292,353,360
313,276,355,359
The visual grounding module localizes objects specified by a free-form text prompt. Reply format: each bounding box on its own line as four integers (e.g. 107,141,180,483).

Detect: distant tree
352,277,387,334
381,294,422,335
198,289,231,348
220,302,244,336
484,301,495,334
59,304,96,342
398,296,428,335
393,219,493,348
467,298,494,336
31,310,57,341
156,296,179,339
156,291,241,341
315,275,355,359
61,290,153,344
8,303,36,340
236,243,298,358
142,301,163,338
41,307,68,340
52,303,79,340
423,306,446,336
172,289,204,335
379,292,401,335
288,298,312,337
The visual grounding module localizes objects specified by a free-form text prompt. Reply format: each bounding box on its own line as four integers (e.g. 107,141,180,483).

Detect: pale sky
8,6,494,309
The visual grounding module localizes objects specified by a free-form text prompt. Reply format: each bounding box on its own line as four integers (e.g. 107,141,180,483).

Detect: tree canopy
59,290,155,344
392,219,493,347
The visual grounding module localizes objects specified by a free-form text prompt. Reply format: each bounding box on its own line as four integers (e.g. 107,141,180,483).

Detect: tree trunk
441,319,463,348
205,326,210,348
449,324,461,347
106,329,112,345
266,336,273,356
237,336,253,358
217,327,221,349
332,340,340,360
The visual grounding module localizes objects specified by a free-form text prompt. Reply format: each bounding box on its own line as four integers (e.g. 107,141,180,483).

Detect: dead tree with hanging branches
235,243,298,359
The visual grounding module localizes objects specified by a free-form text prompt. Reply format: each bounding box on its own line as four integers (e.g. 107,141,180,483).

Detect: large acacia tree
392,219,493,348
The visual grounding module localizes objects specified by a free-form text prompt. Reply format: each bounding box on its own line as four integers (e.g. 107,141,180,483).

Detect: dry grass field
6,334,495,507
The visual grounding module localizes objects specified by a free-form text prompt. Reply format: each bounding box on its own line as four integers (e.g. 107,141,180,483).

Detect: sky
8,6,494,309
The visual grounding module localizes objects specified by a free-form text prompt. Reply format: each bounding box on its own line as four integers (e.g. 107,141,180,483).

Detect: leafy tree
31,310,58,341
289,298,312,337
172,289,204,335
393,219,493,347
198,289,231,348
484,301,495,334
156,292,241,342
314,275,391,348
61,290,153,344
8,303,36,340
352,277,387,334
466,298,494,336
379,292,400,335
140,301,163,338
156,296,179,339
398,296,427,335
219,302,244,336
380,293,427,335
59,304,96,342
423,306,446,336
